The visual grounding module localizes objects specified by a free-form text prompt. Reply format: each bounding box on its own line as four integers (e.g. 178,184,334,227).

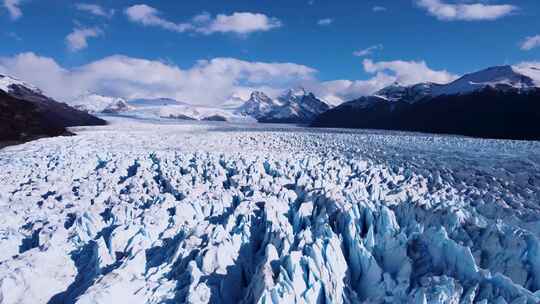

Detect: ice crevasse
0,126,539,304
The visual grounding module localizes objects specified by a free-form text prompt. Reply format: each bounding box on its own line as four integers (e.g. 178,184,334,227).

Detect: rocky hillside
0,74,106,143
312,65,540,140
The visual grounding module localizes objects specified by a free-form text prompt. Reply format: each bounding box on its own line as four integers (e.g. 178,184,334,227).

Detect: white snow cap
0,74,41,94
512,62,540,86
437,65,539,96
71,92,132,113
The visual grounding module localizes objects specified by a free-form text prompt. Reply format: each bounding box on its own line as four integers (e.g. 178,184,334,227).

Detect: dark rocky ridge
0,84,106,144
312,87,540,140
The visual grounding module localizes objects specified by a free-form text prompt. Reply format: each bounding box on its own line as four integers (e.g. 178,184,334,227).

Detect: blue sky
1,0,540,105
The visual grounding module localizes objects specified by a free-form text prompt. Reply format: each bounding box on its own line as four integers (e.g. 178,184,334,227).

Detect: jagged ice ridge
0,118,539,303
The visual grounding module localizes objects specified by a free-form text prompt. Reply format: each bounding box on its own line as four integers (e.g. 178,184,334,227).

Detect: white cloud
317,18,333,26
75,3,115,18
125,4,281,35
201,12,282,34
520,35,540,51
373,6,387,12
3,0,22,20
65,27,103,52
307,59,457,104
0,52,458,106
0,53,315,105
125,4,192,32
307,74,395,106
353,44,383,57
416,0,517,21
362,59,458,84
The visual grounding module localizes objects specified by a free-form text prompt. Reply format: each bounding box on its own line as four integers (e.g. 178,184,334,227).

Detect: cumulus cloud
308,59,458,104
75,3,115,18
372,6,387,12
201,12,282,34
362,58,457,84
307,73,396,106
3,0,22,20
353,44,383,57
125,4,192,32
317,18,333,26
66,27,103,52
416,0,517,21
0,53,315,105
125,4,281,35
0,53,458,106
520,35,540,51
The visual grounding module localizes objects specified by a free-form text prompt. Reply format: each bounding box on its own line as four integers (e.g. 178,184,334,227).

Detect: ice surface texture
0,117,539,304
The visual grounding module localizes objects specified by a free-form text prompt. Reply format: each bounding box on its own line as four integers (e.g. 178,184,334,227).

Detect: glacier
0,117,539,304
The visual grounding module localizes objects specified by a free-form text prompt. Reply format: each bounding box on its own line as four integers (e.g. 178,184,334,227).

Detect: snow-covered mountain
128,97,191,107
374,82,443,103
71,93,134,114
236,91,282,119
0,74,42,96
123,103,255,123
375,65,540,103
434,65,538,96
65,88,329,124
312,64,540,140
0,74,105,142
236,88,331,123
69,95,253,123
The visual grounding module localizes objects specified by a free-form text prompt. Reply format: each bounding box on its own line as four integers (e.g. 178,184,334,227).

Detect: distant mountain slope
69,94,256,123
236,88,331,123
0,74,106,143
374,82,443,103
313,87,540,140
124,103,254,123
312,65,540,140
71,93,134,114
127,97,191,107
434,65,537,96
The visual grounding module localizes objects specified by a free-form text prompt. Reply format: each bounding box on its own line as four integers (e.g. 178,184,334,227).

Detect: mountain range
312,64,540,140
73,87,331,124
2,63,540,141
235,88,331,123
71,93,134,114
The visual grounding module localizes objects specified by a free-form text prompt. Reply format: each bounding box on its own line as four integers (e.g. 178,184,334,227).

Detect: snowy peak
249,91,274,103
0,74,66,108
237,88,330,123
436,65,538,96
236,91,278,119
71,93,133,114
0,75,105,141
280,87,308,100
371,64,540,104
0,74,42,96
